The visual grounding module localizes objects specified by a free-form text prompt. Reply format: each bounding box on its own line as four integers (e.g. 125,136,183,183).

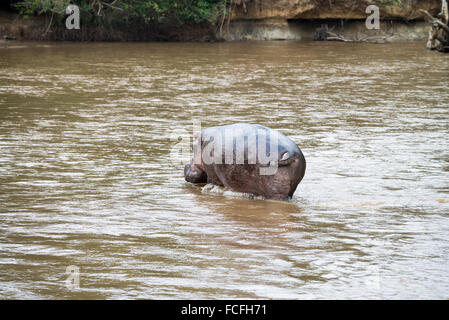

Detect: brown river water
0,41,448,299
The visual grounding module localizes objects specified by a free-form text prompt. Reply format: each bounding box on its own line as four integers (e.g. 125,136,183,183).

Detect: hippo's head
184,132,207,184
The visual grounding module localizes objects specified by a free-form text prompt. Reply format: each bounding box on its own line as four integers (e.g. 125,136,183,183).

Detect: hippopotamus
184,123,306,201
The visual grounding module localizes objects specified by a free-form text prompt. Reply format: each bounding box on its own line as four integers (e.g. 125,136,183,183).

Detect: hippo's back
201,123,302,165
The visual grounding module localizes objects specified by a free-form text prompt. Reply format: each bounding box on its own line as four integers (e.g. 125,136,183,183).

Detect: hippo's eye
280,151,290,161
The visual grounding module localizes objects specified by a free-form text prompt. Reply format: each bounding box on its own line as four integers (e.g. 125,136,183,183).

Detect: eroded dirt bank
232,0,440,20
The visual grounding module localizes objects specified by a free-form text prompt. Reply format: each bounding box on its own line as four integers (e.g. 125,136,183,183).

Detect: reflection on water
0,41,448,299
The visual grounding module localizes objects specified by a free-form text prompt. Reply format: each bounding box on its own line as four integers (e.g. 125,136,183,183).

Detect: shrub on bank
13,0,226,28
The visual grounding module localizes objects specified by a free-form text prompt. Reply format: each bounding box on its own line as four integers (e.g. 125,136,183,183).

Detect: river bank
0,11,433,42
0,10,217,42
0,1,443,42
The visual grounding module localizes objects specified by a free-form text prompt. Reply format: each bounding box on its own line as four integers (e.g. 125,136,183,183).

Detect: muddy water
0,41,448,299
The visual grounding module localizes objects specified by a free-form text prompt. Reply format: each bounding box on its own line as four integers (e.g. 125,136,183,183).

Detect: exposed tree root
313,24,393,44
421,0,449,52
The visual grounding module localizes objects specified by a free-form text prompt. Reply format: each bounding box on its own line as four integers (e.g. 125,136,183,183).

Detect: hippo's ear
280,151,290,161
279,151,295,166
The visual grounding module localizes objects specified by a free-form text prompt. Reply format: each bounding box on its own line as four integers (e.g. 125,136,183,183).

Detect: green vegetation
380,0,404,7
13,0,228,28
